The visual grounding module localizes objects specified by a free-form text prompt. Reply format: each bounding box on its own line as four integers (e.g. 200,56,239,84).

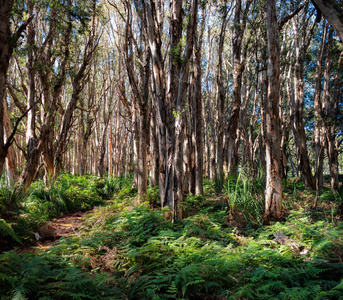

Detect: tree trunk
290,18,316,190
97,125,109,177
311,0,343,41
323,28,340,193
265,0,283,221
314,22,327,192
108,119,113,176
0,1,15,176
149,100,159,187
227,0,252,176
3,97,18,185
194,11,204,195
19,1,39,188
216,2,228,182
145,0,168,207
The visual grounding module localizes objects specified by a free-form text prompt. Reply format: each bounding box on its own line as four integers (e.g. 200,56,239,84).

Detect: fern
0,219,21,243
11,290,27,300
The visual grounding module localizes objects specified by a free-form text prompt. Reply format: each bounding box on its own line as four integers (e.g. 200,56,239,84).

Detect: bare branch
279,0,309,31
5,100,38,150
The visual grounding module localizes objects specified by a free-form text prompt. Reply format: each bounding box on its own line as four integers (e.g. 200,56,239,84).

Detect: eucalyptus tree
0,0,32,177
264,0,283,220
311,0,343,41
313,22,327,196
143,0,198,217
288,4,316,190
193,5,206,195
12,0,99,187
226,0,253,176
215,0,229,183
53,0,99,178
322,27,341,193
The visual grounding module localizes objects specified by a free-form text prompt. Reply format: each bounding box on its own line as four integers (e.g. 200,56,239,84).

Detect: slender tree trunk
0,1,15,176
108,119,113,176
216,2,228,182
137,58,150,200
145,0,168,207
290,19,315,190
19,1,39,188
227,0,252,176
194,15,204,195
265,0,283,221
98,112,111,177
314,22,327,194
3,97,18,185
149,100,159,186
323,28,340,193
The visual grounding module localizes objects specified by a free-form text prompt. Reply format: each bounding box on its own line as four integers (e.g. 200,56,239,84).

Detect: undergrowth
0,174,132,249
0,174,342,299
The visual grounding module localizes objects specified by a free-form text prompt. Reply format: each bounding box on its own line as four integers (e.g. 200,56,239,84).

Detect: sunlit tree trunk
108,119,113,176
3,97,18,185
97,100,111,177
265,0,283,221
194,9,205,195
145,0,168,207
19,0,39,188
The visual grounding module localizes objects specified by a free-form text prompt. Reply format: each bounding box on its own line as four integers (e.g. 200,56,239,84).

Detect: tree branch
4,100,38,150
7,83,26,115
279,0,308,31
11,15,34,47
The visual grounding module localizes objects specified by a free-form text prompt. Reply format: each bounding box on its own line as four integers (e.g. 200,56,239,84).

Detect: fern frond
0,219,21,243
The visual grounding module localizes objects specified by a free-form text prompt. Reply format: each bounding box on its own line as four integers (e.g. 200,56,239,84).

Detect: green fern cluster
67,196,342,299
0,219,21,244
0,186,24,218
0,250,124,299
0,174,133,248
1,175,342,299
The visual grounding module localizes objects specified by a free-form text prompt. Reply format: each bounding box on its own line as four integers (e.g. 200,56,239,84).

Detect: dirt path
19,210,93,253
48,211,87,238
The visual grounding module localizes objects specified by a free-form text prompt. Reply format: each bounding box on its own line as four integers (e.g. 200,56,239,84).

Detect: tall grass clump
225,167,265,227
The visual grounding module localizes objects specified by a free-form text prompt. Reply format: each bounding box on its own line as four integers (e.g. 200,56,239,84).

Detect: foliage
0,186,24,218
0,250,124,300
0,174,133,248
0,219,21,244
147,186,161,207
225,168,265,227
213,174,225,195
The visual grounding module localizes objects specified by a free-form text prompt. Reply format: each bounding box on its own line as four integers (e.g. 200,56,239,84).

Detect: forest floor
1,175,343,299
